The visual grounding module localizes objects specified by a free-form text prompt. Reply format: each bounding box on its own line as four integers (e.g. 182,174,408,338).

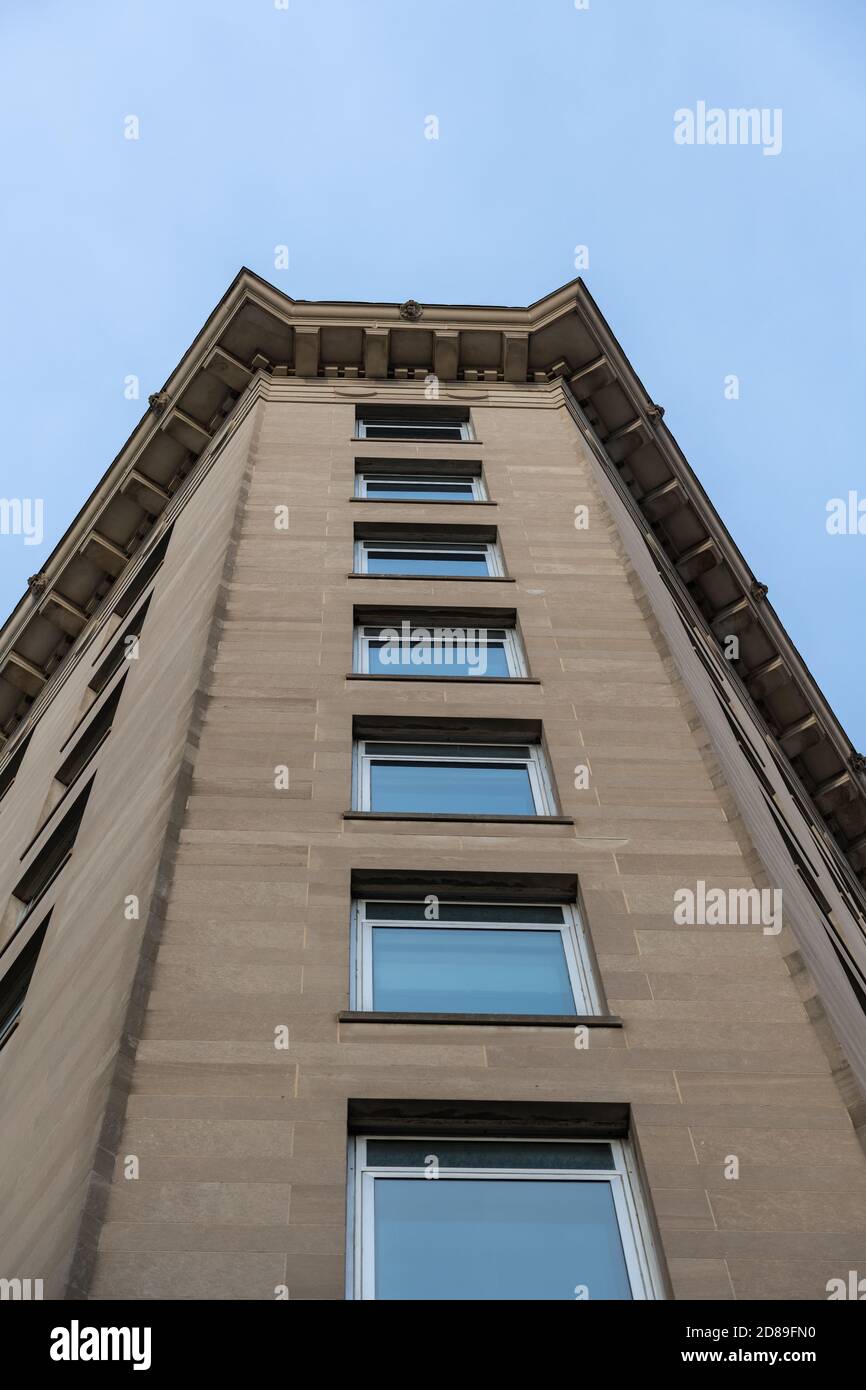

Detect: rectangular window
357,418,471,442
56,676,126,787
0,731,32,806
355,540,502,577
355,473,485,501
354,740,555,816
0,915,50,1052
350,1136,660,1300
354,624,524,678
352,899,598,1016
89,594,151,693
13,778,94,927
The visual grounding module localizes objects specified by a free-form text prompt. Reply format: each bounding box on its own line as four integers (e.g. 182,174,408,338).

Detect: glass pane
369,762,537,815
365,480,476,500
371,926,576,1013
367,641,510,678
365,902,565,925
366,550,490,576
367,743,531,759
373,1178,633,1300
366,1140,614,1170
363,423,465,440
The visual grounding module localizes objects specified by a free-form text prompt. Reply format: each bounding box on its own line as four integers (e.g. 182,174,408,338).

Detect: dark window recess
0,731,33,805
356,406,470,442
715,697,777,799
56,677,126,787
113,526,173,619
363,421,466,441
0,914,51,1052
14,777,94,922
89,596,151,693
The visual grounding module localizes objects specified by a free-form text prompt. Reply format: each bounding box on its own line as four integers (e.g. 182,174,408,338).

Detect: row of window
351,415,656,1297
0,547,165,1052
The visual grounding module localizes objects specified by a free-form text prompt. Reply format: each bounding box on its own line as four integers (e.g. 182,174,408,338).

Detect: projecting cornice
1,268,864,890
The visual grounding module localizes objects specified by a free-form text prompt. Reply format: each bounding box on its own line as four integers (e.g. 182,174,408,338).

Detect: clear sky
0,0,863,741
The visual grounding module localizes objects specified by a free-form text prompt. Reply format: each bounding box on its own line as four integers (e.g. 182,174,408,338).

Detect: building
1,272,865,1301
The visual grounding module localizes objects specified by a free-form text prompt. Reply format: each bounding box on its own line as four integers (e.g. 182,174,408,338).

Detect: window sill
344,812,573,825
346,674,540,685
339,1011,622,1028
349,499,497,506
348,573,516,582
353,438,483,445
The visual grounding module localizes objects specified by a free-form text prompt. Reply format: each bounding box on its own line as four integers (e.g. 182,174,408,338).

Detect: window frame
355,472,486,502
0,914,51,1053
352,738,557,816
348,1134,663,1301
11,776,94,928
350,898,601,1016
356,418,473,442
0,731,32,807
353,624,526,678
15,848,71,928
354,539,503,578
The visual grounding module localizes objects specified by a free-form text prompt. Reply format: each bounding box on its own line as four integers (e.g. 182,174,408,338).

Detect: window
0,731,32,806
12,777,93,927
89,594,151,693
355,540,502,577
0,915,50,1052
357,416,471,442
352,899,598,1016
56,676,126,787
113,525,173,618
353,739,556,816
354,623,525,678
350,1136,661,1300
355,473,485,501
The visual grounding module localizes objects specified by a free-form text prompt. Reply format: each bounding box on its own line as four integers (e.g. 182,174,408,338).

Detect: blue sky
1,0,863,740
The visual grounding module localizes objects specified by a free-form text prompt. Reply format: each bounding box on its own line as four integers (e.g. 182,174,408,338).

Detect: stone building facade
1,274,865,1300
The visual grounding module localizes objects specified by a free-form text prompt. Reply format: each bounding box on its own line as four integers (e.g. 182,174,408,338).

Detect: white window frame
356,419,473,441
347,1135,665,1301
353,624,525,678
350,898,601,1014
352,738,557,816
354,539,503,577
355,472,486,501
